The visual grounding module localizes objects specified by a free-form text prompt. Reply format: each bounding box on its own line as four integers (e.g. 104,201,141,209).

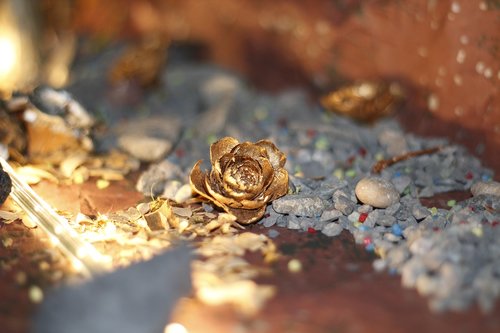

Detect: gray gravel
69,55,498,314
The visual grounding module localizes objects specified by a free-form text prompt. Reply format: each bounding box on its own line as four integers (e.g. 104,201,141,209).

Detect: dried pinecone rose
190,137,289,224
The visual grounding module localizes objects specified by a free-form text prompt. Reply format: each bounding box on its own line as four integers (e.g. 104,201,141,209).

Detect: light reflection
164,322,188,333
0,36,16,77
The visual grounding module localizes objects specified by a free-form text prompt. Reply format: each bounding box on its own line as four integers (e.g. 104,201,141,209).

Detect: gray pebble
355,176,400,208
384,202,401,216
471,181,500,197
416,274,441,296
272,194,326,217
357,204,373,214
333,195,355,215
320,207,342,222
262,218,277,228
412,205,430,221
317,179,348,199
348,211,361,223
287,216,301,229
377,215,397,227
401,258,426,288
136,160,184,196
118,135,172,162
373,259,387,272
392,175,412,193
267,229,280,238
321,222,343,237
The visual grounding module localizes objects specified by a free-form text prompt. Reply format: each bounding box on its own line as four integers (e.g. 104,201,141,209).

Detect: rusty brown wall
70,0,499,169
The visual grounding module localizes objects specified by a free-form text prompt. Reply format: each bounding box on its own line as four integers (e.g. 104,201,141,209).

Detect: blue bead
481,174,491,182
365,244,375,252
358,225,370,232
391,224,403,236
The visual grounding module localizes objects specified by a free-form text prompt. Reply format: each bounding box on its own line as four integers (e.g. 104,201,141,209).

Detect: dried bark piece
108,34,169,88
321,81,403,122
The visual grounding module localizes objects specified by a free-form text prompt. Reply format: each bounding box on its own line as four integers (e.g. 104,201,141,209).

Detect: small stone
321,222,343,237
136,160,184,196
348,211,361,223
286,216,301,229
416,274,440,296
355,176,399,208
401,258,426,288
267,229,280,238
385,202,401,216
392,175,411,193
471,181,500,197
272,194,326,217
373,259,387,272
174,184,193,203
262,217,277,228
333,195,355,215
363,209,381,228
412,205,430,220
386,246,409,267
357,204,373,214
317,179,347,199
319,207,342,222
116,116,181,162
378,130,408,156
118,135,172,162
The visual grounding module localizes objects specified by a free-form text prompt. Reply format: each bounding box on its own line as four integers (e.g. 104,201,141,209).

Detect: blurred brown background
69,0,500,170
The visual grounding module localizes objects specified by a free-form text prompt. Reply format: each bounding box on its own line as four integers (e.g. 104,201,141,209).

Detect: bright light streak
0,157,109,277
0,36,17,77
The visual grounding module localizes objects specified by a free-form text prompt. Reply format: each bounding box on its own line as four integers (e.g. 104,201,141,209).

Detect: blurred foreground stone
32,246,192,333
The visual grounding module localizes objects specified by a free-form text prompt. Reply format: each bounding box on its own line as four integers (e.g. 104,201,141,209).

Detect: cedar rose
189,137,288,224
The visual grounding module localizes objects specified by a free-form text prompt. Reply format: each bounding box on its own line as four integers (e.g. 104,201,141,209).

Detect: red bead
307,227,317,234
176,149,185,158
358,147,367,157
465,171,474,180
492,221,499,227
363,237,372,246
359,212,369,223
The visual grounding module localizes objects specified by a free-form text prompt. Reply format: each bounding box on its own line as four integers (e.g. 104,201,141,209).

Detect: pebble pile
70,58,498,313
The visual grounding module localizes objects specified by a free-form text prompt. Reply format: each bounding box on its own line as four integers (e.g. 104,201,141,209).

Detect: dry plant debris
371,146,443,173
108,34,169,88
0,88,141,187
321,81,404,122
190,137,289,224
1,194,280,315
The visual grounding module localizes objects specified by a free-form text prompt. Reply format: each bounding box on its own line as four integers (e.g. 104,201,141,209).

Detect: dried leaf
321,81,404,122
15,166,59,184
60,152,88,178
0,210,22,224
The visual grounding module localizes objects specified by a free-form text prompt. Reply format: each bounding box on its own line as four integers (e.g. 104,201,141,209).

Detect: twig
372,146,443,173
